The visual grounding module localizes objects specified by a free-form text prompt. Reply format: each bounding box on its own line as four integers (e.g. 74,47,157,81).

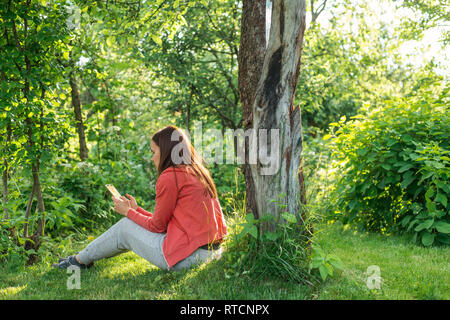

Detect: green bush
326,88,450,246
209,164,245,216
222,193,325,285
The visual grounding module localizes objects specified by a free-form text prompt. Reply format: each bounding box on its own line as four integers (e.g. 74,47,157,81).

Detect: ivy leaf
436,234,450,245
264,231,279,241
400,215,412,227
415,219,434,232
247,225,258,239
311,256,324,269
401,171,416,189
398,164,413,173
319,265,328,281
421,232,435,246
245,213,255,224
434,221,450,234
282,212,297,224
327,255,344,271
435,193,447,208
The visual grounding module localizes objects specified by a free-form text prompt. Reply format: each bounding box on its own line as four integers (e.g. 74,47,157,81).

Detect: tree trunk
31,163,46,238
2,122,12,219
239,0,307,229
23,183,35,239
7,0,47,263
238,0,266,219
2,158,8,218
22,10,45,262
1,69,11,219
186,84,193,132
70,71,89,161
24,114,46,264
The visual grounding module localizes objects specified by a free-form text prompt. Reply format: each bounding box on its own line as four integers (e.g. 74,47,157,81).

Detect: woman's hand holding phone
122,194,138,210
112,196,131,216
106,185,138,215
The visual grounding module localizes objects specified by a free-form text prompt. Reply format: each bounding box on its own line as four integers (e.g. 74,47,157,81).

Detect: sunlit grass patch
316,222,450,300
0,285,27,299
96,252,155,280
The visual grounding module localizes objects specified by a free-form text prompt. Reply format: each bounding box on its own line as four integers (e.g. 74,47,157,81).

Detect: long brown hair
151,125,218,199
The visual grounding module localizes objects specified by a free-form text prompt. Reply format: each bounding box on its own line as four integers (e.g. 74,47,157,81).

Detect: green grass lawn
1,222,448,300
315,222,449,300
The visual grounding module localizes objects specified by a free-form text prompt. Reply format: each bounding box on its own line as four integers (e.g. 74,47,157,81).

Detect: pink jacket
126,165,227,268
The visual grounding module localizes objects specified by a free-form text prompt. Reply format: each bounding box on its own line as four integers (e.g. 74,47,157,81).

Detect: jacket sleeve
126,173,178,233
136,207,152,217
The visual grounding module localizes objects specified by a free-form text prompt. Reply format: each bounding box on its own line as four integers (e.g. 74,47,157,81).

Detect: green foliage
396,0,450,44
209,165,245,216
327,84,450,246
0,219,40,265
297,0,445,139
138,0,242,129
309,244,344,281
222,196,324,286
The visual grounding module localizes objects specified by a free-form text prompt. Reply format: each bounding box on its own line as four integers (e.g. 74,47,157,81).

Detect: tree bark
238,0,266,219
31,163,46,236
23,183,35,239
186,84,193,132
2,158,8,218
2,122,12,219
70,71,89,161
239,0,307,229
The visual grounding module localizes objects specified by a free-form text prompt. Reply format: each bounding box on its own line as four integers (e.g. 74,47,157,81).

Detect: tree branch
11,20,23,53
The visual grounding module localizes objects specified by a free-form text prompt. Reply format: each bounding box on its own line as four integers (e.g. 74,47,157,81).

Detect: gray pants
77,217,222,271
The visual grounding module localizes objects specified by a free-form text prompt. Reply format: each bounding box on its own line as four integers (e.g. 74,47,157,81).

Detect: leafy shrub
309,244,344,281
222,193,331,285
210,164,245,216
54,155,157,231
0,219,32,265
326,88,449,246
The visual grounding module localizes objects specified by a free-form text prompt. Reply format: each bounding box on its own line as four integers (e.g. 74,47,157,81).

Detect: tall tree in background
238,0,307,228
69,54,89,161
0,0,71,263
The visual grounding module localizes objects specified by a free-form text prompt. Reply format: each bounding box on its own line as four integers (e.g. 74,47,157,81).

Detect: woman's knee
115,218,136,245
117,217,134,229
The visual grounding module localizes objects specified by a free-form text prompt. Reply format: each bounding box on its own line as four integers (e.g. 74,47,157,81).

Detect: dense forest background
0,0,448,293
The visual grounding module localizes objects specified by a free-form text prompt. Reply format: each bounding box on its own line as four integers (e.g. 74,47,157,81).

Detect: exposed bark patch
279,1,285,41
288,102,299,131
261,46,283,128
284,145,292,181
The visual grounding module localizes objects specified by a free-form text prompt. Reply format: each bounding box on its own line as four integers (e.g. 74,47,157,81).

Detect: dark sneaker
52,256,94,269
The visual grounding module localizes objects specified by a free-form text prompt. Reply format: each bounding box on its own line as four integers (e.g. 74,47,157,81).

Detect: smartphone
105,184,121,199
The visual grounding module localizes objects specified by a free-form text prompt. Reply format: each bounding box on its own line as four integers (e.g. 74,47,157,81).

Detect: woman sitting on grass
52,125,227,271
